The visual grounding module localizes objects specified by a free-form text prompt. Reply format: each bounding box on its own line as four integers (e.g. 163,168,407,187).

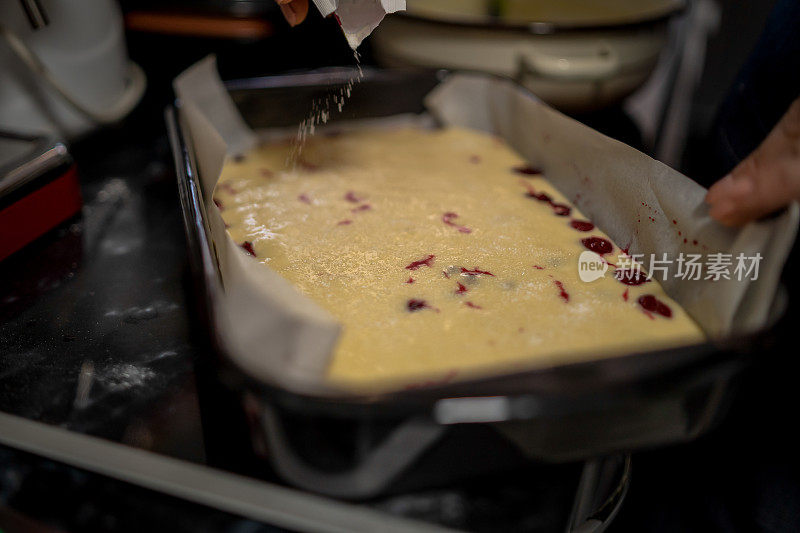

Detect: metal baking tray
166,68,785,500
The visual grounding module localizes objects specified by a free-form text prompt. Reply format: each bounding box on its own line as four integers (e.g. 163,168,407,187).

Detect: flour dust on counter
214,126,704,390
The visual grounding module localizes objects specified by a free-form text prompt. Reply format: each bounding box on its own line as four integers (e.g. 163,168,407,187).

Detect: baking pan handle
259,404,445,499
567,454,631,533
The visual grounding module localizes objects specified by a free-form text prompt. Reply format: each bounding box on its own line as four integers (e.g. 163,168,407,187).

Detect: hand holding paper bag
276,0,406,49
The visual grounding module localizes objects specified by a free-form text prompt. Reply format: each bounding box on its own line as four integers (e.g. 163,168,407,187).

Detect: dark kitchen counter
0,124,205,462
0,107,338,530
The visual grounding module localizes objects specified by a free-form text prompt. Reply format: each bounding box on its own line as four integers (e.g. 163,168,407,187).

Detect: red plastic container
0,134,81,261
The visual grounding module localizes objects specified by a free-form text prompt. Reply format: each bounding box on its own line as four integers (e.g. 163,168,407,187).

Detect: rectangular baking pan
167,68,785,499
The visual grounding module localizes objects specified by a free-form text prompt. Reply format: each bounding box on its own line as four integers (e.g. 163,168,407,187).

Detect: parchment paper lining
174,57,798,396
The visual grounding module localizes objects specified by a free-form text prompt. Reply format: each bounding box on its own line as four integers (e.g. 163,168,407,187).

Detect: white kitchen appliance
371,0,684,113
0,0,146,139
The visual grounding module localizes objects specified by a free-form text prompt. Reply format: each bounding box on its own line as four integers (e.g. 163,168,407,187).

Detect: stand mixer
0,0,146,138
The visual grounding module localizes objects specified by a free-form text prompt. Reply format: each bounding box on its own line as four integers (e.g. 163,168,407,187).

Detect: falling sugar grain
287,51,364,166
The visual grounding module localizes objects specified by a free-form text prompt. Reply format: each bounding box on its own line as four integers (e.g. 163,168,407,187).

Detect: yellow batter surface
216,126,704,389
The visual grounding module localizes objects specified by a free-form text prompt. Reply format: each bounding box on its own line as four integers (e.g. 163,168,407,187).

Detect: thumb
705,98,800,227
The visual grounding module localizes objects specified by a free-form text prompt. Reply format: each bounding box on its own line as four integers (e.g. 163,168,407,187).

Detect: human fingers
276,0,309,26
706,98,800,226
